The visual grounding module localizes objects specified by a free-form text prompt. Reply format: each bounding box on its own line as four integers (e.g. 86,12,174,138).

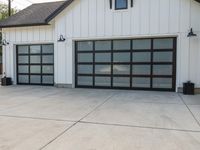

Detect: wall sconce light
1,39,9,46
58,35,66,42
187,28,197,37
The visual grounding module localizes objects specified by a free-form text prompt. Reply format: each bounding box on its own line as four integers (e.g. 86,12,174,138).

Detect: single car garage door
75,38,176,91
17,44,54,85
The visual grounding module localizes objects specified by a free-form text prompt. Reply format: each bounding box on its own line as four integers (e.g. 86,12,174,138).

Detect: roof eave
45,0,74,23
0,23,50,29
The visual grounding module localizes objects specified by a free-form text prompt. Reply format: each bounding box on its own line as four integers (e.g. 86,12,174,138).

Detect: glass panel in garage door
132,39,151,50
78,76,93,86
132,52,151,62
42,45,54,54
95,65,111,75
30,75,41,84
42,75,54,84
132,65,151,75
113,77,130,87
18,56,29,64
95,77,111,86
113,53,130,62
153,38,173,49
30,65,41,74
18,75,29,83
18,65,29,73
113,65,130,75
77,41,93,51
113,40,131,50
95,41,111,51
153,52,173,62
153,78,172,89
78,65,93,74
30,45,41,54
18,46,29,54
78,53,93,62
95,53,111,62
132,78,151,88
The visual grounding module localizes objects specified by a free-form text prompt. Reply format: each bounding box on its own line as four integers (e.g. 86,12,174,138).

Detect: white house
0,0,200,92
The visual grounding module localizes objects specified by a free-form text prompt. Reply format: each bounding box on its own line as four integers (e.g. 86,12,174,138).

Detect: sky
0,0,62,9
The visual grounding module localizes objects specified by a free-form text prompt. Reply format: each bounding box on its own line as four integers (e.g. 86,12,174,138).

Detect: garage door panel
76,38,176,91
17,44,54,86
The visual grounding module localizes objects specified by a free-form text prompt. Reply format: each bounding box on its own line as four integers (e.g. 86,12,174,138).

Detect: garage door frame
16,44,54,86
75,37,177,91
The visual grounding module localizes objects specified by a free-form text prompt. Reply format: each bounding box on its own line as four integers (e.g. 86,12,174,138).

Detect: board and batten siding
2,25,55,83
2,0,200,90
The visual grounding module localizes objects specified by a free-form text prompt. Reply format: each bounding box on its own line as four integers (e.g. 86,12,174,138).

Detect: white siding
2,0,200,89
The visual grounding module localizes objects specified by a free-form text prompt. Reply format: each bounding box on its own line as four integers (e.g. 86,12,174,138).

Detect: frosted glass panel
95,41,111,51
42,45,54,53
18,66,29,73
78,53,93,62
95,53,111,62
132,65,151,75
95,65,111,74
154,39,173,49
113,53,130,62
132,52,151,62
132,39,151,50
78,76,93,86
113,65,130,74
42,76,54,84
18,46,29,54
77,41,93,51
42,55,54,64
78,65,93,74
42,66,53,74
30,45,41,54
30,65,41,74
95,77,111,86
18,56,29,64
113,77,130,87
18,75,29,83
30,75,41,84
132,78,151,88
30,56,41,64
153,78,172,88
153,65,172,75
113,40,131,50
154,52,173,62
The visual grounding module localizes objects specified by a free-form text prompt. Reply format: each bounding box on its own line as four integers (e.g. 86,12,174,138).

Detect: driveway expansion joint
178,94,200,128
79,121,200,133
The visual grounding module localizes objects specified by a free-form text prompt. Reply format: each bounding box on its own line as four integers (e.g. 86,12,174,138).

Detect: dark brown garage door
75,38,176,91
17,44,54,85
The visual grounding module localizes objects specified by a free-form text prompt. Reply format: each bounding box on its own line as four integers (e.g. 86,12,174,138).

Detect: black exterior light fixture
58,35,66,42
187,28,197,37
1,39,9,46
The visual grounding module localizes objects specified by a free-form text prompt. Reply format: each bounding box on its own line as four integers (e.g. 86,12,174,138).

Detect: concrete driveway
0,86,200,150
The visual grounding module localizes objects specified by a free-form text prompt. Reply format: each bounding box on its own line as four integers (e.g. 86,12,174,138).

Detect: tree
0,2,19,20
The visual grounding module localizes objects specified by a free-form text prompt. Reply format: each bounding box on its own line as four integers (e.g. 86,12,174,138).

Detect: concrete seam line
178,94,200,127
39,92,116,149
39,121,78,150
0,115,76,122
78,93,116,122
79,121,200,133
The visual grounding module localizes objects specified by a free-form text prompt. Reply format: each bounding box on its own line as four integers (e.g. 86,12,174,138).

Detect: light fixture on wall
58,35,66,42
187,28,197,37
1,39,9,46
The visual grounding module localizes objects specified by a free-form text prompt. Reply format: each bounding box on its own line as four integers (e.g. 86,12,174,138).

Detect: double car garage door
75,38,176,91
17,44,54,85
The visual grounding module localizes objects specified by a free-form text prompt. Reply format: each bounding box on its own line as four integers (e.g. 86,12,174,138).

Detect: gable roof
0,0,74,28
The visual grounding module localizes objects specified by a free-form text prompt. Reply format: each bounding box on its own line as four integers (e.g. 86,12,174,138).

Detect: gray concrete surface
0,85,200,150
